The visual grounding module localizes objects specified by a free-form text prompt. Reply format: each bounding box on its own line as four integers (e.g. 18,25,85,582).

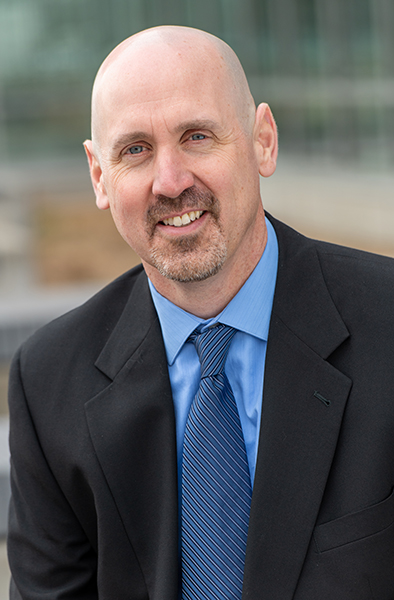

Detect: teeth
162,210,203,227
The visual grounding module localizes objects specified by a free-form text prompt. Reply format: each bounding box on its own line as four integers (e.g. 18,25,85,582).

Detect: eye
127,145,145,154
190,133,207,141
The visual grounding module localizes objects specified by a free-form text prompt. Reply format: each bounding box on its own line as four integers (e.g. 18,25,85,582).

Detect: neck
143,219,267,319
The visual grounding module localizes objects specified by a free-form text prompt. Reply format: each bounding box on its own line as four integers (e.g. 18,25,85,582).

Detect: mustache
147,187,218,227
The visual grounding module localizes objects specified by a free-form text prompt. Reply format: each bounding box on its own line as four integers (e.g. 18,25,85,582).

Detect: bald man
8,26,394,600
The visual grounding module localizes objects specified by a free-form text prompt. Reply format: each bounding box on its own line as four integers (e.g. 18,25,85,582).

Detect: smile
162,210,204,227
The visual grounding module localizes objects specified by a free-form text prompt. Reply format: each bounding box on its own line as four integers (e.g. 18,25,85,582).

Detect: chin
150,243,227,283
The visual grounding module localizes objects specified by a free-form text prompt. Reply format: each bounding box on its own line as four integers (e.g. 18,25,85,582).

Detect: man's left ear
253,103,278,178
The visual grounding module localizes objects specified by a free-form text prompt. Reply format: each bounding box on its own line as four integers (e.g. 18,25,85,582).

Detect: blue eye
128,145,144,154
191,134,206,141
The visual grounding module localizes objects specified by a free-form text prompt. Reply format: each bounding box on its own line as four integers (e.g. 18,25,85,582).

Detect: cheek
106,189,147,247
105,174,146,222
103,163,151,212
108,205,149,258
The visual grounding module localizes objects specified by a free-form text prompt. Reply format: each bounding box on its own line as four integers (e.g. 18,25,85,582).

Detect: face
85,41,276,288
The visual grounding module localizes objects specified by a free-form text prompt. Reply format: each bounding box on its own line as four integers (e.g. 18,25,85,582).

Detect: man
7,25,394,600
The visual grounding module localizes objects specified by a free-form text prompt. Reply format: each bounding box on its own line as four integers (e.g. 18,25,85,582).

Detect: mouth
161,210,204,227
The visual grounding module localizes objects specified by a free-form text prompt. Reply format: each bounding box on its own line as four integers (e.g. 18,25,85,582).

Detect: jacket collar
94,269,159,380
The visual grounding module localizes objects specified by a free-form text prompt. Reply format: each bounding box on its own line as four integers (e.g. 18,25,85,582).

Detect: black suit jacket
8,215,394,599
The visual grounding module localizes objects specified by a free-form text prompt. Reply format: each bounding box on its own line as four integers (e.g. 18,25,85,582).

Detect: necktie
181,323,252,600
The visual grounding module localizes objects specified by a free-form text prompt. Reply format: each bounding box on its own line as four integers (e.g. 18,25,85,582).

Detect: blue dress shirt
148,217,278,488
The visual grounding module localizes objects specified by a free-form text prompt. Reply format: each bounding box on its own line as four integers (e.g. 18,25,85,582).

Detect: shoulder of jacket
17,264,146,361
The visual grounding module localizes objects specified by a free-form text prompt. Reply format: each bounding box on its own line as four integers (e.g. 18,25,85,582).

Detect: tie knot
189,323,236,378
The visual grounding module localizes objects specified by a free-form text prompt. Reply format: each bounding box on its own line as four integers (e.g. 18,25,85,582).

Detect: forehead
95,42,239,142
100,36,228,96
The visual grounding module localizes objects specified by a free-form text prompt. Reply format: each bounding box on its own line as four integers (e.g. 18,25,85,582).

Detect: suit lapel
85,271,178,600
243,216,352,600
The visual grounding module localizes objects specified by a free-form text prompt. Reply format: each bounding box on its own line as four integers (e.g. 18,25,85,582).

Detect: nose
151,149,194,198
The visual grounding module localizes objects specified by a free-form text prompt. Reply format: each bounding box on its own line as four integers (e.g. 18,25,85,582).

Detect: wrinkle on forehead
91,26,255,154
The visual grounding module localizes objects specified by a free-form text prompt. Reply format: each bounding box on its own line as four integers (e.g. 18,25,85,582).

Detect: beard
146,187,227,283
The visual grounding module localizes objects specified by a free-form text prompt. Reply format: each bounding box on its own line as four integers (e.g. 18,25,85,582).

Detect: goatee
147,187,227,283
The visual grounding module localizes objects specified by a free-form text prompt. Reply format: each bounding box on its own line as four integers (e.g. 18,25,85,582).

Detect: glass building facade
0,0,393,166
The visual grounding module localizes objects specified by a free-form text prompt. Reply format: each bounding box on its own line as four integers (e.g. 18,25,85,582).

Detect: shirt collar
148,217,278,366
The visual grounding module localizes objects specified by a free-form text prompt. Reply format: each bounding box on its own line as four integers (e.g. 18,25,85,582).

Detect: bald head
90,26,256,153
84,24,278,300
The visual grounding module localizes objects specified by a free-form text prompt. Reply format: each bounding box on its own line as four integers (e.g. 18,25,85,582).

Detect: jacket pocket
314,488,394,553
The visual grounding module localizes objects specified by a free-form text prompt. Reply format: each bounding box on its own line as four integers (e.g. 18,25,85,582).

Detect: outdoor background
0,0,393,595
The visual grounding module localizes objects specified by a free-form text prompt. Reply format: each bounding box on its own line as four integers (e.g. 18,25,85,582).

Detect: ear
83,140,110,210
253,103,278,178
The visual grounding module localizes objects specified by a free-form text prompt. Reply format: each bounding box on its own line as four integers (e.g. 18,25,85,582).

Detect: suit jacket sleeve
8,348,98,600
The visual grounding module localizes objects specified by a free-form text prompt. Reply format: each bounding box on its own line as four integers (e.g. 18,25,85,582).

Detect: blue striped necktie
181,323,252,600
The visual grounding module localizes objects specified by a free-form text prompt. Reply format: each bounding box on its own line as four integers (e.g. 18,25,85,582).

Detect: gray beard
146,187,226,282
149,232,227,282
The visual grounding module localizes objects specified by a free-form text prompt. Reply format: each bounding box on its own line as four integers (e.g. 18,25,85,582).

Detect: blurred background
0,0,393,594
